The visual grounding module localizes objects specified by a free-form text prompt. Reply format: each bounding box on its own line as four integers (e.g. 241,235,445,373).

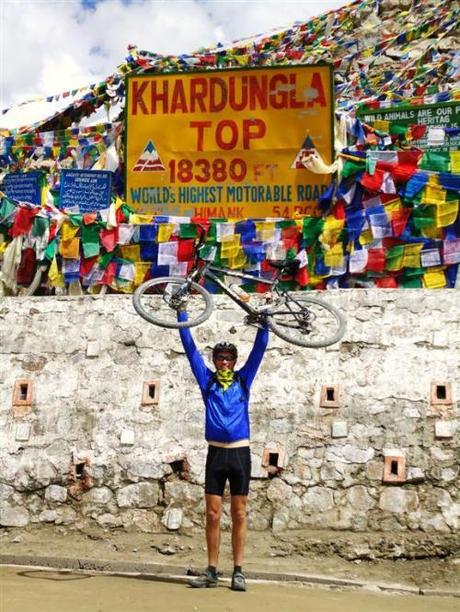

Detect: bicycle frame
183,225,305,319
203,264,275,316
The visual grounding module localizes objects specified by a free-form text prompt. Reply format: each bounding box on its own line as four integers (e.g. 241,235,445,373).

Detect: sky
0,0,352,128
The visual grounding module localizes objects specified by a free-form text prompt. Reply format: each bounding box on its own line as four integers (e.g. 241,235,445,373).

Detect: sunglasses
214,355,236,362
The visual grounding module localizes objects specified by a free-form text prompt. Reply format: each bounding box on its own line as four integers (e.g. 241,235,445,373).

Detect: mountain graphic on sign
133,141,166,172
291,134,317,169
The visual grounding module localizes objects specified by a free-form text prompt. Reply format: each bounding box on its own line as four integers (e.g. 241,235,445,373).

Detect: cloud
1,0,350,122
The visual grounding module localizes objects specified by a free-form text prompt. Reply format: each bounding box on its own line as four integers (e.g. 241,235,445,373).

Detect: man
177,310,269,591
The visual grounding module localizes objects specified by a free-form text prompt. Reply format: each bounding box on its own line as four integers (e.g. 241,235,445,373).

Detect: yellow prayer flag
436,200,459,228
157,223,174,242
234,55,250,66
373,120,390,133
422,185,446,206
120,244,141,261
48,257,65,287
130,213,154,224
321,216,344,247
308,273,327,286
225,249,246,269
427,174,440,187
61,220,79,241
324,244,344,267
421,225,442,240
59,237,80,259
450,151,460,173
402,243,423,268
383,197,402,212
423,268,446,289
359,229,374,246
134,262,151,286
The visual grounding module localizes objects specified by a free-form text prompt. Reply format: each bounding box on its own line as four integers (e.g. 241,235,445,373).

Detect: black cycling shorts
205,445,251,497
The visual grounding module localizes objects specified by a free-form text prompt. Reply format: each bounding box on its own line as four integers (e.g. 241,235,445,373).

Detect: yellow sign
125,65,334,218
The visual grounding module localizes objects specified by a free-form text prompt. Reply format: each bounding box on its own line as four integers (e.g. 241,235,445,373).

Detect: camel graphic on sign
133,141,166,172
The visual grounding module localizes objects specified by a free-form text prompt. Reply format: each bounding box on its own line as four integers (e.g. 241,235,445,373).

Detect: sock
208,565,217,576
233,565,242,575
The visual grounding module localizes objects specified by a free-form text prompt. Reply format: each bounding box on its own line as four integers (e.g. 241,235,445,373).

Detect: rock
86,487,113,505
120,509,160,533
96,513,123,528
0,484,15,501
126,461,168,481
11,536,22,543
266,478,292,504
86,340,100,358
116,483,159,508
0,504,30,527
55,507,77,525
346,485,375,511
406,467,425,483
302,487,334,512
157,544,176,555
39,510,57,523
45,485,68,503
164,482,203,506
162,507,183,531
379,488,419,514
325,444,374,464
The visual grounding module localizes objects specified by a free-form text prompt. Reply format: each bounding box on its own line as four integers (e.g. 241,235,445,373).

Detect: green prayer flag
302,217,324,245
82,225,101,258
400,276,423,288
342,159,366,178
385,245,404,271
179,223,198,239
389,123,408,136
420,151,450,173
0,197,17,226
98,252,114,269
32,216,49,237
412,205,435,230
44,239,57,261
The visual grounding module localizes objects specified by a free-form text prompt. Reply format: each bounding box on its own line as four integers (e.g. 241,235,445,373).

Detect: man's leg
205,493,223,567
230,494,248,567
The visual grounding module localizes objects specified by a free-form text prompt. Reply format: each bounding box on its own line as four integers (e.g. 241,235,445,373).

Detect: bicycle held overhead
133,225,346,348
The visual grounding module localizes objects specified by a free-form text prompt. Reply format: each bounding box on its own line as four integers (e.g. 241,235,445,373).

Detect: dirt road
2,566,459,612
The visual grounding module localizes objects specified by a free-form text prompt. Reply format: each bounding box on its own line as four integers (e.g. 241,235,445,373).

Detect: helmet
212,342,238,359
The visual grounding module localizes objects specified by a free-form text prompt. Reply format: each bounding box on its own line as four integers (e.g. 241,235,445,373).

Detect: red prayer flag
100,227,118,252
177,239,195,262
83,213,97,225
366,248,386,272
360,169,384,192
376,276,398,288
10,207,38,237
80,256,98,276
16,247,36,285
391,208,411,237
295,266,309,287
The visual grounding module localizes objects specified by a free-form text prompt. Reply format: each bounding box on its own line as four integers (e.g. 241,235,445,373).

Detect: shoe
189,569,218,588
231,571,246,592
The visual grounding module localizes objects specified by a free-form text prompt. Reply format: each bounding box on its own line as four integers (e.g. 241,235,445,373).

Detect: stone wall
0,291,459,538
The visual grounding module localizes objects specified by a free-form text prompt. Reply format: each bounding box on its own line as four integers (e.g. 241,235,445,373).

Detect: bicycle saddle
267,259,300,275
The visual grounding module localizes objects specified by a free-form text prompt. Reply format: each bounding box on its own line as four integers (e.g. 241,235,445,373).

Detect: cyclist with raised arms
177,309,269,591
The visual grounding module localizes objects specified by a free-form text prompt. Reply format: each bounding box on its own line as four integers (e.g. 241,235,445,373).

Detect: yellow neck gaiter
215,369,235,391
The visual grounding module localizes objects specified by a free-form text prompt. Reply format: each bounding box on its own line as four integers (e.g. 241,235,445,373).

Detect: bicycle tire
132,276,213,329
267,294,346,348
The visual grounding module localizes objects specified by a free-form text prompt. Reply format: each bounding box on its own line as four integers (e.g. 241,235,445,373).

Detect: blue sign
60,169,112,213
1,172,41,205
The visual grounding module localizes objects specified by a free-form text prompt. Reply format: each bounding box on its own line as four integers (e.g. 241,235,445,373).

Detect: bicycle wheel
132,276,213,329
267,294,346,348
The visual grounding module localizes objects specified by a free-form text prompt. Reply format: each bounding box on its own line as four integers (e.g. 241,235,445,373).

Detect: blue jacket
178,312,269,443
